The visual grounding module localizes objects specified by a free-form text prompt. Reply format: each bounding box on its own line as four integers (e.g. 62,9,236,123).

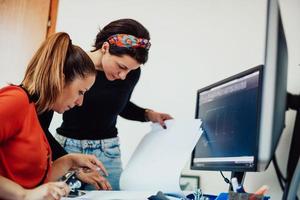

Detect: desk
61,190,218,200
62,191,156,200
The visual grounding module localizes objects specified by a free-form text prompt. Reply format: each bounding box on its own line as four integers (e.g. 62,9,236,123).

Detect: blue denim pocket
101,138,121,159
102,143,121,158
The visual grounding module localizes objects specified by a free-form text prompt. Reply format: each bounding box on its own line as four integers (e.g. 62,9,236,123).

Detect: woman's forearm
49,154,73,181
0,176,26,200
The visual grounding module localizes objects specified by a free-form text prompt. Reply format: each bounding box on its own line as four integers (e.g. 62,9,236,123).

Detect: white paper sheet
119,119,202,193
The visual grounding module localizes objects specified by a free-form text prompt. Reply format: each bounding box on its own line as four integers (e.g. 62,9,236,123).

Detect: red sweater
0,86,52,188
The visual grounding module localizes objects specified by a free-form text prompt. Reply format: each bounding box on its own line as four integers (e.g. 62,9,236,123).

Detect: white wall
49,0,300,198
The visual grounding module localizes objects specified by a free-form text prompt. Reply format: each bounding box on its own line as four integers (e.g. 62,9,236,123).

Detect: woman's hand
76,168,112,190
145,109,173,128
24,182,70,200
69,153,108,176
50,154,108,182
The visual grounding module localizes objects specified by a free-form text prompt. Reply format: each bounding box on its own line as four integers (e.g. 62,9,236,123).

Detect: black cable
273,155,287,182
220,171,232,188
272,155,286,191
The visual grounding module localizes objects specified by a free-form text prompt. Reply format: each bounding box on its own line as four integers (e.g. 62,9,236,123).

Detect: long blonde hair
22,32,96,113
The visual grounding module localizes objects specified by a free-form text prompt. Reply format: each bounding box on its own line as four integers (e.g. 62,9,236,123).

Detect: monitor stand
229,171,245,191
282,93,300,199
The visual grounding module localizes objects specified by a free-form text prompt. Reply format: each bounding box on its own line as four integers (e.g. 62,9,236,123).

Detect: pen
60,171,76,182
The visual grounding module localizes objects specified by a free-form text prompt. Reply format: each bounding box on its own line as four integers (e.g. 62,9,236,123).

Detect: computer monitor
191,0,288,172
191,66,263,172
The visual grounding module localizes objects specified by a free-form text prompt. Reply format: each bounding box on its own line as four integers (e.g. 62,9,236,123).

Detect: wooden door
0,0,51,87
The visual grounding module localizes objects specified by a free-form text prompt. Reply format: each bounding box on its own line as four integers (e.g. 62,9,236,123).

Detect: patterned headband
107,34,151,50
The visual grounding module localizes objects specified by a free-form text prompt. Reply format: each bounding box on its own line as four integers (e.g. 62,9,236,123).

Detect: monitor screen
191,66,263,171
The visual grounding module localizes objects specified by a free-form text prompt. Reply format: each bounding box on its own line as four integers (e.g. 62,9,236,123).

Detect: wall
50,0,300,198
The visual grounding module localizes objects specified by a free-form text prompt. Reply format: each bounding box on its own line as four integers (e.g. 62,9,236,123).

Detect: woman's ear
101,42,110,54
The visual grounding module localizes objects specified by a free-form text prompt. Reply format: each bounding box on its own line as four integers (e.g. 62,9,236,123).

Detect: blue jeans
55,134,123,190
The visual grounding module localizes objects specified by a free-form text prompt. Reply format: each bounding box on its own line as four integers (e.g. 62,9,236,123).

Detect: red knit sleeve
0,86,30,142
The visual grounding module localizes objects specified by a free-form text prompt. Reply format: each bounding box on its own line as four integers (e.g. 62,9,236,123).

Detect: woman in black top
54,19,173,190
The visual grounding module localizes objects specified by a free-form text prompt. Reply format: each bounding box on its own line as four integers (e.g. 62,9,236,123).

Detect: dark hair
92,18,150,64
64,45,96,84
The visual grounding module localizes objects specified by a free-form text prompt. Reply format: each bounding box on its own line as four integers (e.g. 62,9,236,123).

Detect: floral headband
107,34,151,50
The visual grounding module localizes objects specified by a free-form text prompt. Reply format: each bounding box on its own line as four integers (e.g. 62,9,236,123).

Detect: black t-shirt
38,110,68,161
57,68,146,140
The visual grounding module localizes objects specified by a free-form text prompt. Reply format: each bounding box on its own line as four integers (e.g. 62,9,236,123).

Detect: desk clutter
147,190,270,200
149,190,211,200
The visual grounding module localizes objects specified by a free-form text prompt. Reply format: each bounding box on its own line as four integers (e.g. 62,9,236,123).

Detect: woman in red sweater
0,32,107,200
